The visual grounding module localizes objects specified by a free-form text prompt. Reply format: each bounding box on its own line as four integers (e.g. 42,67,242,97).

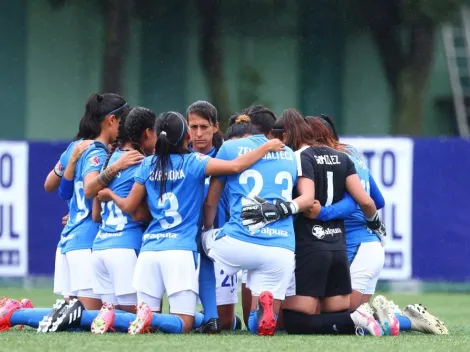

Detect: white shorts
53,247,75,297
63,249,100,299
92,248,138,305
350,242,385,295
133,250,200,299
214,261,238,306
202,230,294,300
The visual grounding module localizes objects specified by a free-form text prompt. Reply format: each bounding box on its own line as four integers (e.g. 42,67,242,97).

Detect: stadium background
0,1,470,348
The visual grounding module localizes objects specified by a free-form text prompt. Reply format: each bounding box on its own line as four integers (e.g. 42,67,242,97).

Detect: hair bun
235,115,251,124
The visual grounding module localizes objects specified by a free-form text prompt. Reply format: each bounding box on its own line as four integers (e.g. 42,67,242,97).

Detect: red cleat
0,298,22,332
257,291,276,336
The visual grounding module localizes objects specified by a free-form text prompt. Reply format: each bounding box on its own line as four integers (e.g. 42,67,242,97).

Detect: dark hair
153,111,190,198
225,115,255,140
75,93,128,140
103,109,130,170
304,116,348,153
272,109,314,151
125,107,157,154
186,100,223,151
316,114,339,141
241,105,276,136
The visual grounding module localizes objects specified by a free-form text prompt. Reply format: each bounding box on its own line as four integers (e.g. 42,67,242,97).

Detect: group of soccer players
0,93,448,337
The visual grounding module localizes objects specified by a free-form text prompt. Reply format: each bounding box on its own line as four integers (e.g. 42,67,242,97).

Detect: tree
340,0,470,135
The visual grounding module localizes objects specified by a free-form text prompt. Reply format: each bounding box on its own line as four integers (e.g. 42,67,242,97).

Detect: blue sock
193,311,204,330
10,309,51,328
79,310,99,329
150,313,184,334
395,313,412,331
113,312,137,332
248,310,258,334
199,252,218,323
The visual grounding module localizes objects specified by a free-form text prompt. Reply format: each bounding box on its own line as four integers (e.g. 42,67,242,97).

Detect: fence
1,138,469,286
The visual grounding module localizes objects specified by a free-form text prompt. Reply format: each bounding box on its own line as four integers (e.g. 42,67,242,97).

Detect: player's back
294,145,356,251
61,141,108,253
135,152,210,252
93,149,145,251
217,135,298,251
56,139,82,208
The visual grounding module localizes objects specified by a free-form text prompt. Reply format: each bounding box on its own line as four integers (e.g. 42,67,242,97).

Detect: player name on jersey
314,154,341,165
149,169,185,181
237,147,294,161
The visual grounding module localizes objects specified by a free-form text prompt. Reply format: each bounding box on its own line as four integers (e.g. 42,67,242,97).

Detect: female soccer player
97,111,284,334
240,109,385,336
186,100,234,332
307,115,447,335
57,93,131,312
89,107,157,333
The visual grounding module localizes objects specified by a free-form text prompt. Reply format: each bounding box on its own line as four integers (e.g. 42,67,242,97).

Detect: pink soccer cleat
0,298,21,332
128,302,153,335
91,302,116,334
351,303,383,337
257,291,277,336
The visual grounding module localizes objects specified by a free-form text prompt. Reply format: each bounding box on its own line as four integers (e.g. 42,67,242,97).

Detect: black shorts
294,249,352,298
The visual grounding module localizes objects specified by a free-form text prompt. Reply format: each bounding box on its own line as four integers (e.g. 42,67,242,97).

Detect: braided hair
125,107,157,155
102,110,130,170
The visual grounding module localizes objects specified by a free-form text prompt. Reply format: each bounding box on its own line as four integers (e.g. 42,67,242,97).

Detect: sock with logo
198,252,218,323
283,309,355,334
10,309,52,328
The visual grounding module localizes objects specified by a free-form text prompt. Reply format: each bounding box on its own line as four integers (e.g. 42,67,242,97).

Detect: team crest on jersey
312,225,326,239
89,156,100,166
195,153,209,161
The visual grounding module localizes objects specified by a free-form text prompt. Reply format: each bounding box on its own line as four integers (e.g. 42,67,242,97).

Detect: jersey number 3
158,192,182,229
239,169,293,204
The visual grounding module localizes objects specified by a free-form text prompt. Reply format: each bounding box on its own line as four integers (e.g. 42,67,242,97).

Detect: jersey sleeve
369,174,385,209
296,150,315,181
134,160,148,185
192,153,212,179
53,150,68,177
317,192,357,221
214,144,230,183
82,148,108,177
346,157,357,177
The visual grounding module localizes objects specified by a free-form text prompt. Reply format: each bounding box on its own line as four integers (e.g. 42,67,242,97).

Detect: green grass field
1,288,469,352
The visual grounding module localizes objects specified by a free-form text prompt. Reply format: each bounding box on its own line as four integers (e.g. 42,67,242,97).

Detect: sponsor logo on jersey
314,155,341,165
195,152,209,161
89,156,101,166
96,231,123,239
143,232,179,241
312,225,342,239
261,227,289,237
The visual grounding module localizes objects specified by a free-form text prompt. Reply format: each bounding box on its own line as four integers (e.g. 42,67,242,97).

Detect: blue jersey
343,146,379,260
134,153,210,252
60,141,108,253
93,149,145,251
54,140,81,248
216,135,298,251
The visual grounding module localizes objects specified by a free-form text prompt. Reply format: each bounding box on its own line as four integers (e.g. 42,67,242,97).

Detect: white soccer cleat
128,302,153,335
388,300,402,315
403,304,448,335
372,295,400,336
350,303,382,337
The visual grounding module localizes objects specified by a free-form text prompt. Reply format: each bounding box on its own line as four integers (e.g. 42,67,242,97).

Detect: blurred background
0,0,469,295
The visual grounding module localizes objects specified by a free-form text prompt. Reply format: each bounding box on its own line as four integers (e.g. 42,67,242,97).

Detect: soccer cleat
128,302,153,335
372,295,400,336
388,300,402,315
350,303,382,337
257,291,277,336
0,298,22,332
37,299,69,333
403,304,448,335
234,314,242,330
198,318,221,334
91,302,116,334
49,299,84,332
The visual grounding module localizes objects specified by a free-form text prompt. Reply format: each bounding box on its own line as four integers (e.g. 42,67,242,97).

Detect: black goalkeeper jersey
293,145,357,251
